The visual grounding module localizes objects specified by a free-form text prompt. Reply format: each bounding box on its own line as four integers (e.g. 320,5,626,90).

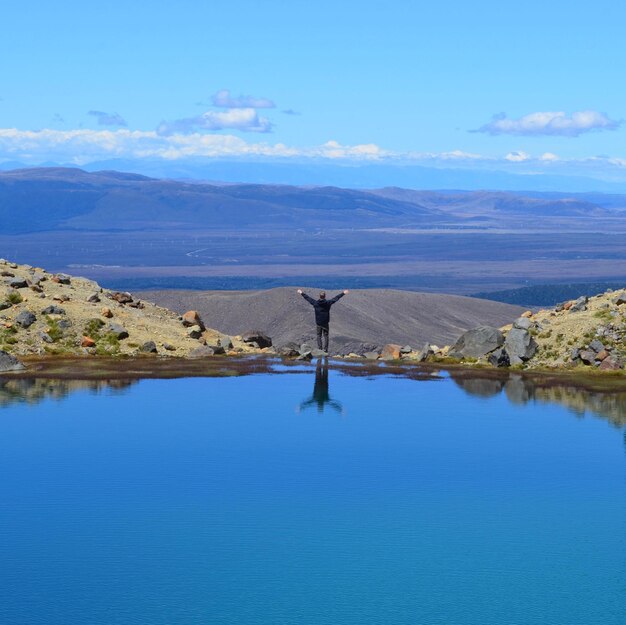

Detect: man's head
319,291,326,300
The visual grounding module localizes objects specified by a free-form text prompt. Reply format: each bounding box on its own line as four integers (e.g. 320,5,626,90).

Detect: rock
207,344,226,355
296,352,313,361
42,305,66,315
187,325,203,339
278,345,300,357
596,349,610,362
0,301,11,311
612,293,626,305
163,342,176,351
53,294,70,302
8,278,28,289
87,293,101,303
39,331,54,344
504,328,537,365
599,356,623,370
589,339,604,353
570,348,581,361
57,319,72,330
449,326,504,359
140,340,158,354
400,345,413,354
106,323,129,340
311,348,327,357
299,342,314,355
218,334,233,349
52,274,71,285
521,310,533,318
81,336,96,348
513,317,533,330
189,345,215,358
112,292,133,304
413,342,434,362
363,351,380,360
0,350,25,372
241,331,272,348
488,347,510,368
101,307,113,318
579,350,596,365
380,344,402,360
31,272,45,285
182,310,205,329
15,311,37,328
569,296,588,312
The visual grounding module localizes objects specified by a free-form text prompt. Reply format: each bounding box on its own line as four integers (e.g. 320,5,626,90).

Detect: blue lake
0,361,624,624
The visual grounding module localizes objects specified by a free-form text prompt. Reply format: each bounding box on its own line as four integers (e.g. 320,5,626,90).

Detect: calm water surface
0,362,624,625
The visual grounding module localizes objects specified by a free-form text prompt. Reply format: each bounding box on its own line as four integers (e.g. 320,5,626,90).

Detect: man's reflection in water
297,358,344,415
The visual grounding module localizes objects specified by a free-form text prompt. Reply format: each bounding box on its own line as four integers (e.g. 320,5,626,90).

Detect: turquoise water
0,364,624,624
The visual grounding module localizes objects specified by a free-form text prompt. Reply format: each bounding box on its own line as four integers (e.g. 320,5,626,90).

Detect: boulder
589,339,604,353
380,344,402,360
449,326,504,359
311,348,327,357
363,351,380,360
413,342,433,362
504,328,537,365
112,292,133,304
0,350,25,372
81,336,96,348
218,335,233,349
596,349,610,362
187,325,203,339
241,331,272,348
15,311,36,328
106,323,129,340
8,278,28,289
42,305,66,315
163,343,176,351
52,274,71,285
87,292,101,303
569,296,588,312
206,344,226,355
521,310,533,318
39,331,54,344
513,317,533,330
140,340,158,354
101,307,113,318
578,350,596,365
189,345,215,358
612,293,626,305
599,356,623,371
488,347,510,368
182,310,205,329
400,345,413,354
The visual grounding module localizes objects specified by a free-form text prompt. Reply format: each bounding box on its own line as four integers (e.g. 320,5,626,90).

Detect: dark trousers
316,325,329,351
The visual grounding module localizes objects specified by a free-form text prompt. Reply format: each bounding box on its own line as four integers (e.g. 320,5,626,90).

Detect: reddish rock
380,344,402,360
182,310,205,329
599,356,623,371
81,336,96,348
562,301,574,311
112,291,133,304
101,307,113,318
596,349,610,362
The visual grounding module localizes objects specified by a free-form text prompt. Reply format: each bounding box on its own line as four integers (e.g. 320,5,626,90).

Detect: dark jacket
301,292,344,327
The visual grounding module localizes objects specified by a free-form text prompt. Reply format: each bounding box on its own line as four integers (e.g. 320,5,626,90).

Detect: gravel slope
140,287,526,354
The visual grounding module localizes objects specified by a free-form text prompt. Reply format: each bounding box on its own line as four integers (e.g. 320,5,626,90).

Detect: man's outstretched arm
328,290,349,305
297,289,316,305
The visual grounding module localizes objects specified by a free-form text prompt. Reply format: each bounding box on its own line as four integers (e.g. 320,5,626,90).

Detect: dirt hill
140,287,525,355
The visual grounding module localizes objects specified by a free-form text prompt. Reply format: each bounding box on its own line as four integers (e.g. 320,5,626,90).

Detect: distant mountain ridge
0,166,623,235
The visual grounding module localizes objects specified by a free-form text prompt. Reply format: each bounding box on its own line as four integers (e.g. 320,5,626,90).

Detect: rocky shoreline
2,259,625,376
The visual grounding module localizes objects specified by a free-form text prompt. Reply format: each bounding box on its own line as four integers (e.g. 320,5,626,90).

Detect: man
297,288,349,353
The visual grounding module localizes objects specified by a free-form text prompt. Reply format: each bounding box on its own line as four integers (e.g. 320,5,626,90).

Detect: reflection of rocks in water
0,378,135,407
450,370,626,428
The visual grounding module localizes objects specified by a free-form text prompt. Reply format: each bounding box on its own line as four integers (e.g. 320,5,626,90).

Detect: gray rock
363,351,380,360
613,293,626,305
311,349,327,357
513,317,533,330
0,350,25,372
187,325,203,339
38,331,54,344
296,352,313,361
8,278,28,289
140,341,158,354
0,301,11,311
449,326,504,359
42,305,66,315
57,319,72,330
589,339,604,353
15,311,36,328
163,343,176,351
189,345,215,358
218,334,233,349
579,350,596,365
570,348,581,361
31,272,46,285
54,274,71,285
87,293,101,303
569,296,588,312
414,342,433,362
278,345,300,357
400,345,413,354
106,323,129,340
241,331,272,348
504,328,537,365
488,347,510,368
299,342,314,355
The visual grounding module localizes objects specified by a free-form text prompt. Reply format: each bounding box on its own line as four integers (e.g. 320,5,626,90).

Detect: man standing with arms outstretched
297,289,349,353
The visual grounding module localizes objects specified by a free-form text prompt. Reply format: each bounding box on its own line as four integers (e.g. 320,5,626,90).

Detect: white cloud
505,150,531,162
211,89,275,109
476,110,620,137
158,108,273,135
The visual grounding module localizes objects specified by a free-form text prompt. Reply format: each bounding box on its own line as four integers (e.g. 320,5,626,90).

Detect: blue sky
1,0,626,185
